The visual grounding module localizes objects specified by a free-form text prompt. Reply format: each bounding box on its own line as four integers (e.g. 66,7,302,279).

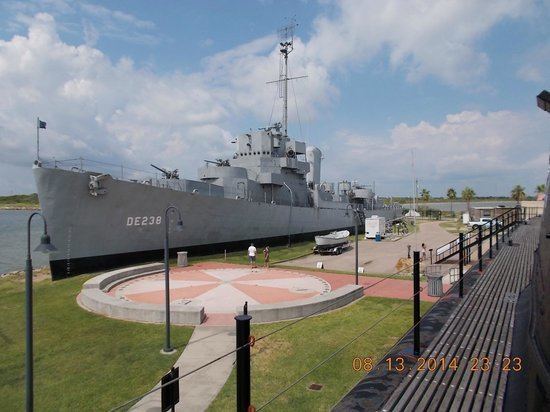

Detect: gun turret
203,159,230,167
150,164,179,179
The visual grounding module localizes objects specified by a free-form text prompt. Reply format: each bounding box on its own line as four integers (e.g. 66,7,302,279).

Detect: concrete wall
79,263,205,325
236,284,364,323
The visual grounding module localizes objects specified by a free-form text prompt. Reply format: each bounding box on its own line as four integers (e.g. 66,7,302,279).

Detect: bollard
459,233,464,298
235,302,252,412
478,226,483,272
354,217,359,286
496,221,499,251
489,220,493,259
413,251,420,356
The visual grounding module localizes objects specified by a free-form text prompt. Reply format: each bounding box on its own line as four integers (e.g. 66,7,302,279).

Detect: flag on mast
38,118,47,129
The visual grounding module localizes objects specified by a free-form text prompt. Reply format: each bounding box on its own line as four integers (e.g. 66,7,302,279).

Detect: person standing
248,243,257,268
263,246,270,268
421,243,427,261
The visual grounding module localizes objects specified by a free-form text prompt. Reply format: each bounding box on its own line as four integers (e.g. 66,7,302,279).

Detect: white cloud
0,2,546,195
80,3,155,30
0,13,334,194
517,43,550,83
1,1,159,45
325,110,548,195
307,0,532,85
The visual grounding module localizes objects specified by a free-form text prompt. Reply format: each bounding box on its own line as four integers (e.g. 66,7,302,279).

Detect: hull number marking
127,216,162,226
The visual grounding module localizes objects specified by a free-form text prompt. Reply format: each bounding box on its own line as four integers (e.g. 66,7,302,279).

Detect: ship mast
279,21,295,137
267,20,306,138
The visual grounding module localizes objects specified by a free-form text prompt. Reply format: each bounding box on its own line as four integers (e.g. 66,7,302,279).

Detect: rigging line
110,341,250,411
258,246,491,410
376,258,481,358
267,83,278,127
257,242,489,411
110,246,480,411
255,257,427,344
256,289,424,411
112,225,494,411
288,63,303,139
108,232,490,411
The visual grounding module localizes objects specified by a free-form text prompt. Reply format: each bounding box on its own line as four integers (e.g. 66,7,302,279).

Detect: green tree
447,188,457,214
461,187,476,212
536,184,546,195
420,188,430,203
511,185,526,204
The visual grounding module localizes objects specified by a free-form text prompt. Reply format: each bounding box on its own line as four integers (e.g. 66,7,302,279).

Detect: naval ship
34,25,402,279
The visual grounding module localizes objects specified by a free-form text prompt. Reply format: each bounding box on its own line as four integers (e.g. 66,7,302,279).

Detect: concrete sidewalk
132,326,235,411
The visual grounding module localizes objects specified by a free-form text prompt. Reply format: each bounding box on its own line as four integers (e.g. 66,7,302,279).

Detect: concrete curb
79,263,205,325
236,284,364,323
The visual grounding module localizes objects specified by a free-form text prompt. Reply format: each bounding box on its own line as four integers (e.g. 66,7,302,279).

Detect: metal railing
434,207,523,264
40,157,159,182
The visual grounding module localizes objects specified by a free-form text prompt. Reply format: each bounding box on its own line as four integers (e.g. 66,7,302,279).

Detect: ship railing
39,157,168,187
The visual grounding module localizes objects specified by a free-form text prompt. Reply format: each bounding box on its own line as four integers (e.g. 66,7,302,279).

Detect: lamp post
25,212,56,412
346,204,361,285
162,206,184,355
282,182,293,247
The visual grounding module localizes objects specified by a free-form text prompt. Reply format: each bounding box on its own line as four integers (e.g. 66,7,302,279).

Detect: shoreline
0,206,40,210
1,265,50,279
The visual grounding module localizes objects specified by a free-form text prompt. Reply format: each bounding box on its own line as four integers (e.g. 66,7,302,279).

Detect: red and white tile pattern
109,267,330,314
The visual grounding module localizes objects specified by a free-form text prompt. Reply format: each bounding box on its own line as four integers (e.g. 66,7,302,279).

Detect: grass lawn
209,296,432,411
0,274,193,411
0,193,39,209
186,240,317,266
439,220,468,234
272,263,419,281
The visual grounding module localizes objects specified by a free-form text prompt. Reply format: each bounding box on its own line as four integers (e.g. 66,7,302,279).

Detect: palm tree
461,187,476,212
536,184,545,195
447,188,457,214
420,188,430,203
511,185,526,205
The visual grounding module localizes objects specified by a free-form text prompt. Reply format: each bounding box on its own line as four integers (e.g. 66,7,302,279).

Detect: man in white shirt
248,243,257,267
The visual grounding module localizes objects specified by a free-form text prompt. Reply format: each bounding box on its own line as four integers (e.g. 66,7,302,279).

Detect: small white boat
315,230,350,247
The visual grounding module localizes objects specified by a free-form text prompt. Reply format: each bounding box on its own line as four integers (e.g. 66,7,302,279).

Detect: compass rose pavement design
108,267,331,314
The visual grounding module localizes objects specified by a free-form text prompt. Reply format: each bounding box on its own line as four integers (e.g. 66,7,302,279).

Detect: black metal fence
433,206,533,264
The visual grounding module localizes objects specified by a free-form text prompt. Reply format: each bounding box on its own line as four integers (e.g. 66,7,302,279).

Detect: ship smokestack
306,146,322,186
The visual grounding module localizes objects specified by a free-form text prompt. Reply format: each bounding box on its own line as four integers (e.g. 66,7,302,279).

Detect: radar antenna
266,19,307,138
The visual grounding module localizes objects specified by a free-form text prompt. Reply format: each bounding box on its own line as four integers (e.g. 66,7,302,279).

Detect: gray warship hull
34,166,401,279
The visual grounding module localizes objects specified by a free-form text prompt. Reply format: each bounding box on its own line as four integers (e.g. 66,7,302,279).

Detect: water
0,210,49,274
402,200,516,212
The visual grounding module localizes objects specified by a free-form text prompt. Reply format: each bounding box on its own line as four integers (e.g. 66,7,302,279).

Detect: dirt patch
1,266,51,282
395,258,412,273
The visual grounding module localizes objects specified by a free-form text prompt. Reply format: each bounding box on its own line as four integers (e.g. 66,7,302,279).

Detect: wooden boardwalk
381,220,539,412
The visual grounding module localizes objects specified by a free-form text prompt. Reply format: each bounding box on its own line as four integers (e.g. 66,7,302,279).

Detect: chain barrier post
478,225,483,272
413,251,420,355
236,302,252,412
459,232,464,298
489,220,493,259
496,220,499,251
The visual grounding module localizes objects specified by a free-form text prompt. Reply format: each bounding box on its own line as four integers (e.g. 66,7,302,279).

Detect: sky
0,0,548,197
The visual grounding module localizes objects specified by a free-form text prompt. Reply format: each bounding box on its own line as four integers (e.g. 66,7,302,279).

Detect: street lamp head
34,233,57,253
537,90,550,113
175,219,184,232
